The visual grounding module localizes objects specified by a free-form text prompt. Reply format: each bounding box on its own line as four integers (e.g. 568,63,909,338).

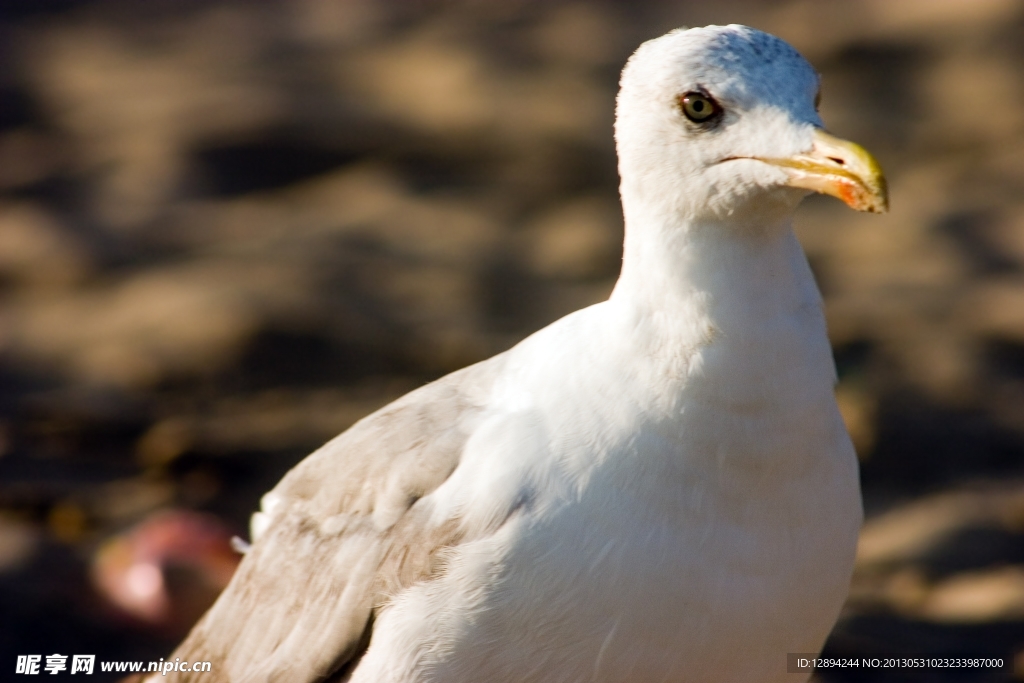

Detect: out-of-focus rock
532,2,621,68
522,196,622,280
851,481,1024,628
136,418,194,468
0,202,92,288
921,566,1024,622
91,479,175,525
0,514,38,572
0,130,63,190
866,0,1021,38
287,0,384,47
342,25,497,135
26,10,283,228
91,510,239,630
835,382,878,458
856,484,1024,569
961,278,1024,343
48,500,87,543
7,261,308,387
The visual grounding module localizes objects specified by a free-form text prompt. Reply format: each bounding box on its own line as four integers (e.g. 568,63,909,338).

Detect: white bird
157,24,886,683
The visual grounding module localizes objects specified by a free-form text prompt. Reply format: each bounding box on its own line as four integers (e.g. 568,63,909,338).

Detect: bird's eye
679,92,720,123
814,89,822,111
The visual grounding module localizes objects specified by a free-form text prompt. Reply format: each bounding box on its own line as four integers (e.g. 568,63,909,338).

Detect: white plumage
158,24,887,683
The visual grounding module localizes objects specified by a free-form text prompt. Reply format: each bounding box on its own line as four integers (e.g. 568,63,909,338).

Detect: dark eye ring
679,91,721,123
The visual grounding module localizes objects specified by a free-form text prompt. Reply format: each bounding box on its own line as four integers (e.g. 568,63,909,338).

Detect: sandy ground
1,1,1023,680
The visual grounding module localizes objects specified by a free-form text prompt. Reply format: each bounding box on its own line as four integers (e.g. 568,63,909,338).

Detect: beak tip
837,178,888,214
859,193,888,214
798,129,889,216
861,181,889,214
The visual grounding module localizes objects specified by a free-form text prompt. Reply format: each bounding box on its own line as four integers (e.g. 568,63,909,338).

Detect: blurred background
1,0,1023,680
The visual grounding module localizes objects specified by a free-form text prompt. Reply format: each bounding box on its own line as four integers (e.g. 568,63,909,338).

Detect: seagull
155,24,886,683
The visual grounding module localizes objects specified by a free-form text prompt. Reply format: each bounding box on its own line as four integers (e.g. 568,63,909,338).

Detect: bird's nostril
827,156,844,166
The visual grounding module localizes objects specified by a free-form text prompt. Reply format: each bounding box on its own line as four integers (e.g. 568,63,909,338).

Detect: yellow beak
757,129,888,213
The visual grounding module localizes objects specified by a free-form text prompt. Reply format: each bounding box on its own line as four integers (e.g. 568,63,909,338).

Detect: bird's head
615,24,887,228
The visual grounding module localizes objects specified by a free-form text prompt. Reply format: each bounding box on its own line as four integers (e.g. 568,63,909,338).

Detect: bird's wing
161,355,506,683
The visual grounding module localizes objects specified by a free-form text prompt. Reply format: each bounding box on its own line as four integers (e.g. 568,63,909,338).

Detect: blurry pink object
92,509,240,629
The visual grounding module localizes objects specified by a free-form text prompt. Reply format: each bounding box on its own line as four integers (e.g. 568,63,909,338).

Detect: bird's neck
608,202,836,416
609,200,826,359
614,202,805,302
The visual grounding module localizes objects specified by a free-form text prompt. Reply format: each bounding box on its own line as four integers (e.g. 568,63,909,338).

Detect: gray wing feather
160,355,505,683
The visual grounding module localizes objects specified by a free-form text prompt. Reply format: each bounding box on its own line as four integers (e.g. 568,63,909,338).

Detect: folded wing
159,355,505,683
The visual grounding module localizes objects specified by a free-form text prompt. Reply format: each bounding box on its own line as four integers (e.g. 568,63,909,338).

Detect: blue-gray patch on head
628,24,820,123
